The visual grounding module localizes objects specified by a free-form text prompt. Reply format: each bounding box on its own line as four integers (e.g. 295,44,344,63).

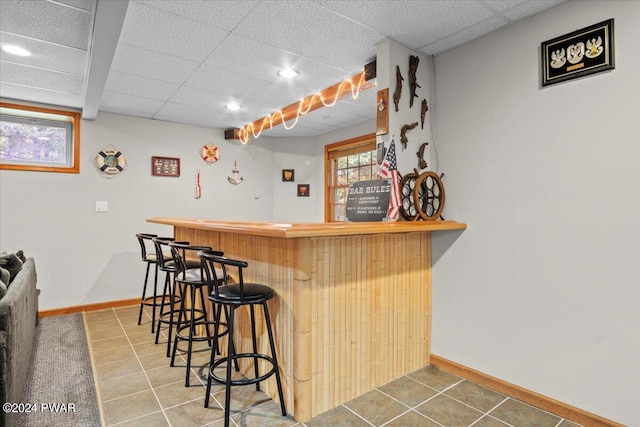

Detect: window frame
0,102,81,174
324,133,377,222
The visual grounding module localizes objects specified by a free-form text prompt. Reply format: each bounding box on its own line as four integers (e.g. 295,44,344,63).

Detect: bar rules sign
346,179,391,222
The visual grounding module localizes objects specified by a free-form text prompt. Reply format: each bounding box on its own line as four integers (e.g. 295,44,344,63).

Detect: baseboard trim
39,298,139,318
430,354,624,427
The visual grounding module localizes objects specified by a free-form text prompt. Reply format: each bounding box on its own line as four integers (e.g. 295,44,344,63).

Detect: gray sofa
0,258,39,427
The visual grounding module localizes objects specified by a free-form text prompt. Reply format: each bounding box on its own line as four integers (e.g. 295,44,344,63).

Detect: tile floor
84,305,583,427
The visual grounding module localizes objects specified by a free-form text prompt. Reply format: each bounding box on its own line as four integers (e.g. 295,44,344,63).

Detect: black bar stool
168,242,224,386
135,233,161,332
152,236,186,357
198,249,286,427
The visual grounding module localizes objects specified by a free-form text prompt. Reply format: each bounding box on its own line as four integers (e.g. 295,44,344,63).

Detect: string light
238,72,371,144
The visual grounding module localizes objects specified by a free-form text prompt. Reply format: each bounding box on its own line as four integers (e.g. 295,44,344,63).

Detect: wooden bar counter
147,218,466,422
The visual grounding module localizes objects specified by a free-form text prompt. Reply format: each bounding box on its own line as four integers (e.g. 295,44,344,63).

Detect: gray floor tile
489,399,561,427
415,394,483,427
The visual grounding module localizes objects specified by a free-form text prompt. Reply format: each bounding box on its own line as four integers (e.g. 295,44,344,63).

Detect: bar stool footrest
209,353,276,386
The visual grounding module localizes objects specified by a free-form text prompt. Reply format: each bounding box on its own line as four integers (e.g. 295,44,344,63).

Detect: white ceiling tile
186,65,305,108
119,2,229,62
0,61,84,94
0,83,83,108
98,106,154,119
420,15,509,55
0,32,86,75
315,0,494,51
154,102,250,129
110,43,200,84
105,71,180,100
500,0,568,21
100,91,166,114
169,86,279,118
478,0,528,13
0,0,92,49
234,0,381,71
55,0,96,13
135,0,260,31
201,34,354,93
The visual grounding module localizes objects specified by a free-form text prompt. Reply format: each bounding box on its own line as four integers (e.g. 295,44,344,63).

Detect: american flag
377,138,401,221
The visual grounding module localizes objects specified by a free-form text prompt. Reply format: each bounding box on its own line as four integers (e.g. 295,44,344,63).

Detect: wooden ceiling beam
226,60,377,142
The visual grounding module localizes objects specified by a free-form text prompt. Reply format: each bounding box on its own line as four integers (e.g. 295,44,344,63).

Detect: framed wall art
297,184,309,197
152,156,180,177
282,169,295,182
541,19,614,87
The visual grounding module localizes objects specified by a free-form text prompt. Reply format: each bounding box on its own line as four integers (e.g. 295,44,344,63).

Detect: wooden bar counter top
147,217,466,422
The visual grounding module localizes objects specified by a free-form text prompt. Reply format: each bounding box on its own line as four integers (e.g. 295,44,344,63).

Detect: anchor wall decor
228,161,243,185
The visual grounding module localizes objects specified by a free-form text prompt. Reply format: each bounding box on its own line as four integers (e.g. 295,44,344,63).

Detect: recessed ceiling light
278,69,298,78
1,44,32,57
225,103,242,111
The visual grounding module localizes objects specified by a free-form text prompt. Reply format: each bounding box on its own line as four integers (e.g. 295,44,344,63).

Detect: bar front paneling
151,218,466,421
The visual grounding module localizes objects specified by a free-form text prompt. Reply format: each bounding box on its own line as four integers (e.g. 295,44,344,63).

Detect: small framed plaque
152,156,180,177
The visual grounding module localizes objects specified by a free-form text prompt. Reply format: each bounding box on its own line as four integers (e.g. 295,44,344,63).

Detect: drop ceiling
0,0,567,138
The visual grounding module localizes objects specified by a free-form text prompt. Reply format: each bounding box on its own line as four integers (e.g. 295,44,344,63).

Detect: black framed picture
297,184,309,197
282,169,295,182
541,19,614,87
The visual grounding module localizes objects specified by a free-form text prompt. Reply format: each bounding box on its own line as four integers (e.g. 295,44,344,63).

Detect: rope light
238,72,372,144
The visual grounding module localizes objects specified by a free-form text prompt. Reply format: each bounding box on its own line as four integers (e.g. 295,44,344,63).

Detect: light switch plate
95,201,108,212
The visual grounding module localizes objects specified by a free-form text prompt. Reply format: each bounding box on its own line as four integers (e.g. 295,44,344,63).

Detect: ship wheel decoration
413,171,445,221
399,170,419,220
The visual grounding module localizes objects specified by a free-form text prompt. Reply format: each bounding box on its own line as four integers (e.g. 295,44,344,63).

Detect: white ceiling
0,0,567,138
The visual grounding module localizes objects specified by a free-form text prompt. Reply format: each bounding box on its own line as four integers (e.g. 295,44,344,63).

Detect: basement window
0,102,80,173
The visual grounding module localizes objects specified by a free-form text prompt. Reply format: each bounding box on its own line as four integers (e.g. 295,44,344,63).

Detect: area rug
13,313,102,427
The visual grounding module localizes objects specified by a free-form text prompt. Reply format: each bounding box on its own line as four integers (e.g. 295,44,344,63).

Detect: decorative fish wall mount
393,65,403,112
400,122,418,150
409,55,421,108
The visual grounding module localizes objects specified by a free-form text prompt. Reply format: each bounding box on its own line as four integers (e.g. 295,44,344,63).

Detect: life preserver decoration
201,144,220,164
94,146,127,177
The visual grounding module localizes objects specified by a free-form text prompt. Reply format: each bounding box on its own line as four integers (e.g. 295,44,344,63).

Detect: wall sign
541,19,614,87
152,156,180,177
345,179,391,222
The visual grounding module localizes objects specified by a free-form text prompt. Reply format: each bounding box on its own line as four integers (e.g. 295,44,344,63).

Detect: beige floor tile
138,351,171,371
471,415,512,427
377,375,438,408
444,380,507,412
383,410,441,427
163,397,225,427
92,345,136,366
85,317,121,334
98,372,151,402
230,399,295,427
154,380,208,408
489,399,561,427
112,411,169,427
102,390,161,426
408,365,463,391
146,365,192,388
415,394,483,427
344,389,409,426
91,336,130,352
95,357,143,382
88,326,126,342
304,405,371,427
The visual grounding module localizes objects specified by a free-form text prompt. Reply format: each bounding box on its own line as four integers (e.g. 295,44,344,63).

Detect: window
0,102,80,173
324,134,377,222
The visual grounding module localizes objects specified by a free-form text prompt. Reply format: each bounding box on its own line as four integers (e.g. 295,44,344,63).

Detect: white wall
0,112,274,309
431,1,639,424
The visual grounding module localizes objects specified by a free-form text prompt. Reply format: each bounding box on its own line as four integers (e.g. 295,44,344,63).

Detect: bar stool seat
198,250,286,427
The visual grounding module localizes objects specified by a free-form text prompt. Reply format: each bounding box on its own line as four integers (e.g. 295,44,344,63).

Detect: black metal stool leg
155,272,171,344
170,282,188,367
165,273,179,357
249,304,260,391
150,263,159,333
223,306,235,427
263,302,286,416
138,262,151,325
